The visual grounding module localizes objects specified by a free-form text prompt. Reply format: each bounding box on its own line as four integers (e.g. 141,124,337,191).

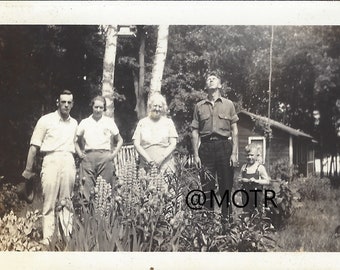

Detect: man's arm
22,144,39,179
75,135,86,159
191,129,201,168
191,103,202,168
230,122,238,167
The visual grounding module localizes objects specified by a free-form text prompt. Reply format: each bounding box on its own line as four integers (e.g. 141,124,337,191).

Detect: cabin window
248,136,266,164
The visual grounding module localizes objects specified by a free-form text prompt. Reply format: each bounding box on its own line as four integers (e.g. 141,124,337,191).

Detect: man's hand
194,155,202,168
20,170,35,204
230,153,238,167
22,169,35,180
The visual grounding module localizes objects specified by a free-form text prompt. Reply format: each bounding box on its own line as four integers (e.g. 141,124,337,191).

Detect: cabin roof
239,110,314,139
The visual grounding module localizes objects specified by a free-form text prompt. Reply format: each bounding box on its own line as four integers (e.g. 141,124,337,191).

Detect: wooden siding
237,114,263,166
238,114,289,170
268,128,290,165
237,112,315,176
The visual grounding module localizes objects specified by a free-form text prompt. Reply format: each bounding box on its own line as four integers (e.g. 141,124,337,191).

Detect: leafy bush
295,176,332,201
266,180,293,229
270,158,298,182
0,210,43,251
0,183,26,217
179,210,275,252
225,212,276,251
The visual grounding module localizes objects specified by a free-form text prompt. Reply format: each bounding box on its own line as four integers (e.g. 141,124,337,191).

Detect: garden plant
1,156,339,252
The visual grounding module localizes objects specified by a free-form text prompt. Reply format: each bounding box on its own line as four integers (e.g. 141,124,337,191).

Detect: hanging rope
268,25,274,120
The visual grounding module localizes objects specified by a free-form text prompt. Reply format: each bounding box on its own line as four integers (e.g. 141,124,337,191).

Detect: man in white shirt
75,95,123,200
22,90,78,245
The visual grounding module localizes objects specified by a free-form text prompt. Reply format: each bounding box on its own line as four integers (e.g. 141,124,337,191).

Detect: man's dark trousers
199,139,234,219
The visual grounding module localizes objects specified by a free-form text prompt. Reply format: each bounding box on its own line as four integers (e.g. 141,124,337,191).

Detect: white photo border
1,1,340,269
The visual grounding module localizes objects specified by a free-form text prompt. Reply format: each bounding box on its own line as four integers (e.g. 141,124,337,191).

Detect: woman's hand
148,160,156,166
78,152,86,160
148,160,160,168
106,152,118,162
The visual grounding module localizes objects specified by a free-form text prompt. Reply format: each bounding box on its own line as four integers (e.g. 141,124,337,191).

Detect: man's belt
201,134,229,143
41,151,74,157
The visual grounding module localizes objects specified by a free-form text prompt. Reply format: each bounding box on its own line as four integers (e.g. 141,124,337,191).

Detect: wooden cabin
238,111,316,177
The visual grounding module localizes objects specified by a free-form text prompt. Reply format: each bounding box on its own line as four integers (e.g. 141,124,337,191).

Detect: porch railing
113,144,138,177
113,144,195,177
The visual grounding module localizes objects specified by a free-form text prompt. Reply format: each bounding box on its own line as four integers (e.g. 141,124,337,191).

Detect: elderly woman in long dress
133,93,178,175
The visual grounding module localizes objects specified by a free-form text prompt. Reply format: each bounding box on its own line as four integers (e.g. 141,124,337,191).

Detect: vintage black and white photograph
0,1,340,269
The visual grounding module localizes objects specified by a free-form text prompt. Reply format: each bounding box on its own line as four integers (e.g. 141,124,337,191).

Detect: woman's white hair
147,92,168,115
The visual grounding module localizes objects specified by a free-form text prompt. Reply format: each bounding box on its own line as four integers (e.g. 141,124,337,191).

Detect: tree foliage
0,25,339,176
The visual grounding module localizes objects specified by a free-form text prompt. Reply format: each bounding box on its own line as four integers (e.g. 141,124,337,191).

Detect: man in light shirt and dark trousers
191,72,239,226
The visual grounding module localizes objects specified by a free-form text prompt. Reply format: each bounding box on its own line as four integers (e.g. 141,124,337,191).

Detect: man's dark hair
205,70,222,81
60,89,73,96
57,89,73,101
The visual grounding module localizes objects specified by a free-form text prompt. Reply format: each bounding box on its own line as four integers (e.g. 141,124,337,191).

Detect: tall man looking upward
191,72,239,223
22,90,78,245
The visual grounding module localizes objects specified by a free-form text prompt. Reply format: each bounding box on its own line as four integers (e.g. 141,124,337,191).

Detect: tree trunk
326,155,329,177
329,154,334,176
102,25,118,118
334,154,338,177
320,156,324,177
149,25,169,95
134,27,147,119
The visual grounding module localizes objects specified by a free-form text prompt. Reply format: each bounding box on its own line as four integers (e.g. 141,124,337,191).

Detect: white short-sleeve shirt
77,115,119,151
132,116,178,149
30,111,78,153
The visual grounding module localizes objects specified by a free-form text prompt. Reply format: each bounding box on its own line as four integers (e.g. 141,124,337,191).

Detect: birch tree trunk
149,25,169,95
134,27,147,119
102,25,118,118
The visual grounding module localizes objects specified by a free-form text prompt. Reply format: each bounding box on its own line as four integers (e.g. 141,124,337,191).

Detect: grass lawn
275,177,340,251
